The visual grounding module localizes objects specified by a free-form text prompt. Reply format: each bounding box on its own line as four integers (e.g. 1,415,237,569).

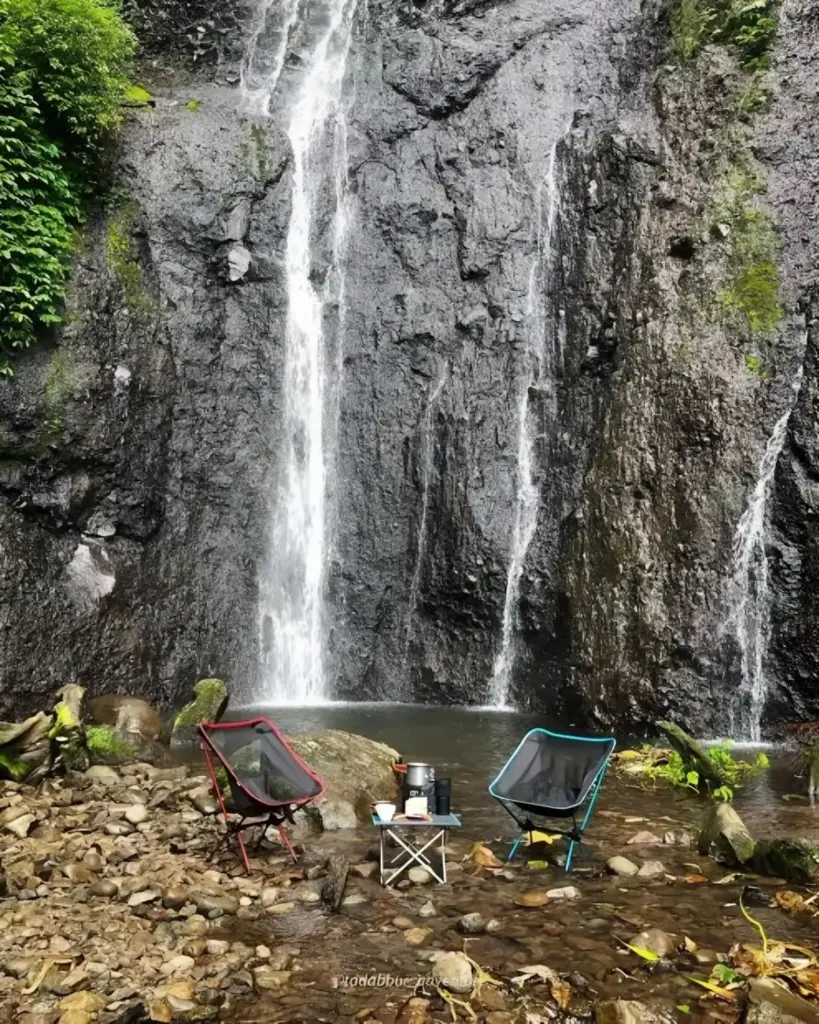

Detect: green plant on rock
0,0,135,371
85,724,137,760
745,353,766,377
709,162,783,335
105,204,152,313
670,0,779,70
634,741,768,799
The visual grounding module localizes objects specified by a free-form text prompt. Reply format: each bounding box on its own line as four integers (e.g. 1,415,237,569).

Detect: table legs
379,827,448,886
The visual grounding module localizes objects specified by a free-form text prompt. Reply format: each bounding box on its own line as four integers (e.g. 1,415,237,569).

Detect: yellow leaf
687,976,737,1000
525,830,561,845
774,891,805,913
626,944,662,962
469,842,502,868
684,874,709,884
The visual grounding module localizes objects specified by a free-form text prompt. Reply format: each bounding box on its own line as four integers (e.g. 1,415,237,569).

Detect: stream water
213,704,819,1023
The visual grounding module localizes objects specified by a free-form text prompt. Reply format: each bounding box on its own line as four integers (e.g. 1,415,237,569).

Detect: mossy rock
85,724,139,763
752,839,819,885
170,678,229,746
0,712,54,782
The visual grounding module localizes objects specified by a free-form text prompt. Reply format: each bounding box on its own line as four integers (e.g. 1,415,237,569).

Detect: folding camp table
372,813,461,886
489,728,615,872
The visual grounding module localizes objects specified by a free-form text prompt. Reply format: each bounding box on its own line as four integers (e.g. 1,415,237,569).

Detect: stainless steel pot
405,762,432,788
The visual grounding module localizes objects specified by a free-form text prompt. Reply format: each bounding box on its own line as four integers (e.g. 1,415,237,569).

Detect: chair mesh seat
491,732,615,814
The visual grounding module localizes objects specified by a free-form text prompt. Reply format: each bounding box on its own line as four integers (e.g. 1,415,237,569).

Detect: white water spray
728,368,803,740
489,144,560,708
252,0,357,703
401,368,448,681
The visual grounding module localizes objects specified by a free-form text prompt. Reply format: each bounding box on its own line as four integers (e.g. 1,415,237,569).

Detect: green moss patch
105,205,153,314
671,0,779,70
85,724,137,760
172,678,228,738
0,749,32,781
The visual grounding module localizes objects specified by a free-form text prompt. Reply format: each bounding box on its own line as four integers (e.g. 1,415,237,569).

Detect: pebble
350,861,378,878
628,928,677,956
392,915,415,929
4,813,35,838
404,927,432,946
418,901,437,917
162,885,188,910
124,804,148,825
432,951,473,994
546,885,582,900
128,889,160,907
193,893,240,916
606,856,639,876
408,867,432,885
341,893,367,906
180,914,209,937
85,766,120,786
458,912,486,934
160,954,195,976
259,887,280,907
636,861,667,878
626,831,662,845
266,901,295,915
88,880,118,898
253,967,292,990
206,939,230,956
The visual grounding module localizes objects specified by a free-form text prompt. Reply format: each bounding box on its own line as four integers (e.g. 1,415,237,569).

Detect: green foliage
638,741,768,800
85,724,136,759
186,98,201,112
670,0,779,69
0,0,135,368
0,0,136,154
124,84,152,107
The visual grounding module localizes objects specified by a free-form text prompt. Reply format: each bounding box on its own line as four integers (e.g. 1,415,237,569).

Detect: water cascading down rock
490,145,560,709
726,367,803,740
249,0,357,703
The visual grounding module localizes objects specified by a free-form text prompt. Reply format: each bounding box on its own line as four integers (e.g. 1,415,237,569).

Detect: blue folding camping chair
489,728,616,872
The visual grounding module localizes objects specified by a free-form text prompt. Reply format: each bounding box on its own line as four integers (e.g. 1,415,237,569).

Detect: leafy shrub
0,0,135,371
634,741,768,800
671,0,779,70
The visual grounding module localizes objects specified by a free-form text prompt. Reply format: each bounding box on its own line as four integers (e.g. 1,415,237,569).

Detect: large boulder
697,802,755,863
170,679,229,746
287,730,399,822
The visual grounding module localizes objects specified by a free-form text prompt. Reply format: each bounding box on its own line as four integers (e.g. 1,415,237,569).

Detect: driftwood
321,854,349,912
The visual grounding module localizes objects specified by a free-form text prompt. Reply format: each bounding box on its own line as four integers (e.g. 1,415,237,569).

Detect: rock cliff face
0,0,816,732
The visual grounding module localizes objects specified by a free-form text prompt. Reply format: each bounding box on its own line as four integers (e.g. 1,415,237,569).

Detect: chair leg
565,838,577,873
507,832,525,862
278,824,298,863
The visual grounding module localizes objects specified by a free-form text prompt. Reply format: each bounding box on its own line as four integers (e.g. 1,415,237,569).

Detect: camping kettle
405,763,432,787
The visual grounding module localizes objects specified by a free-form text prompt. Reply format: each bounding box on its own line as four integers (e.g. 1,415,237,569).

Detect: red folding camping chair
199,718,324,871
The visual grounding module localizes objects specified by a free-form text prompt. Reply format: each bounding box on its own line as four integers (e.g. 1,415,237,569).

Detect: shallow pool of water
221,702,819,844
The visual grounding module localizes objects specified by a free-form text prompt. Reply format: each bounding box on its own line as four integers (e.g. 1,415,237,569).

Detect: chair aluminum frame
489,727,616,872
199,717,324,872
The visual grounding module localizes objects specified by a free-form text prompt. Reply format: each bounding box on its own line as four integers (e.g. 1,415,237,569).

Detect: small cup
374,802,396,822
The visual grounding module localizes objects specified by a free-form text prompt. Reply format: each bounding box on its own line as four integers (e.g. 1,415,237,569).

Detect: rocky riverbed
4,757,819,1024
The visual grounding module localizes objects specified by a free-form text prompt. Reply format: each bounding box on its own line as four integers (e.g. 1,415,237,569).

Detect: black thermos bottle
434,777,451,815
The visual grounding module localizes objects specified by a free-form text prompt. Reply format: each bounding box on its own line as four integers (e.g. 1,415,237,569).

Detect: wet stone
607,856,639,876
458,912,486,934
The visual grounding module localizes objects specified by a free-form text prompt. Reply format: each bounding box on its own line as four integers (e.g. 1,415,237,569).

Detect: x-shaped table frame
379,824,450,886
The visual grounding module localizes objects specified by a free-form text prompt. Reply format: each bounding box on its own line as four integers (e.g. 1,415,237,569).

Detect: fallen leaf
511,964,571,1008
526,860,551,870
469,842,502,868
684,874,709,884
621,942,662,963
525,830,561,845
515,890,550,908
21,958,73,995
676,1005,691,1014
715,873,743,885
687,976,737,1000
684,937,698,953
616,750,643,761
774,891,805,913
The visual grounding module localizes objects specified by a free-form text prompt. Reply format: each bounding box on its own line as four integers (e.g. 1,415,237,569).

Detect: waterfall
728,368,803,740
251,0,357,703
489,144,560,708
401,367,448,685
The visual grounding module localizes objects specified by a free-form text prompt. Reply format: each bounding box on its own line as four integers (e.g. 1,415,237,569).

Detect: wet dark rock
747,977,818,1024
698,803,755,864
752,838,819,885
596,1001,665,1024
458,911,486,933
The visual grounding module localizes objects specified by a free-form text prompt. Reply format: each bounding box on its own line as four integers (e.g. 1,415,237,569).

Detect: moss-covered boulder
49,684,89,771
752,839,819,885
0,713,53,781
170,678,229,746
